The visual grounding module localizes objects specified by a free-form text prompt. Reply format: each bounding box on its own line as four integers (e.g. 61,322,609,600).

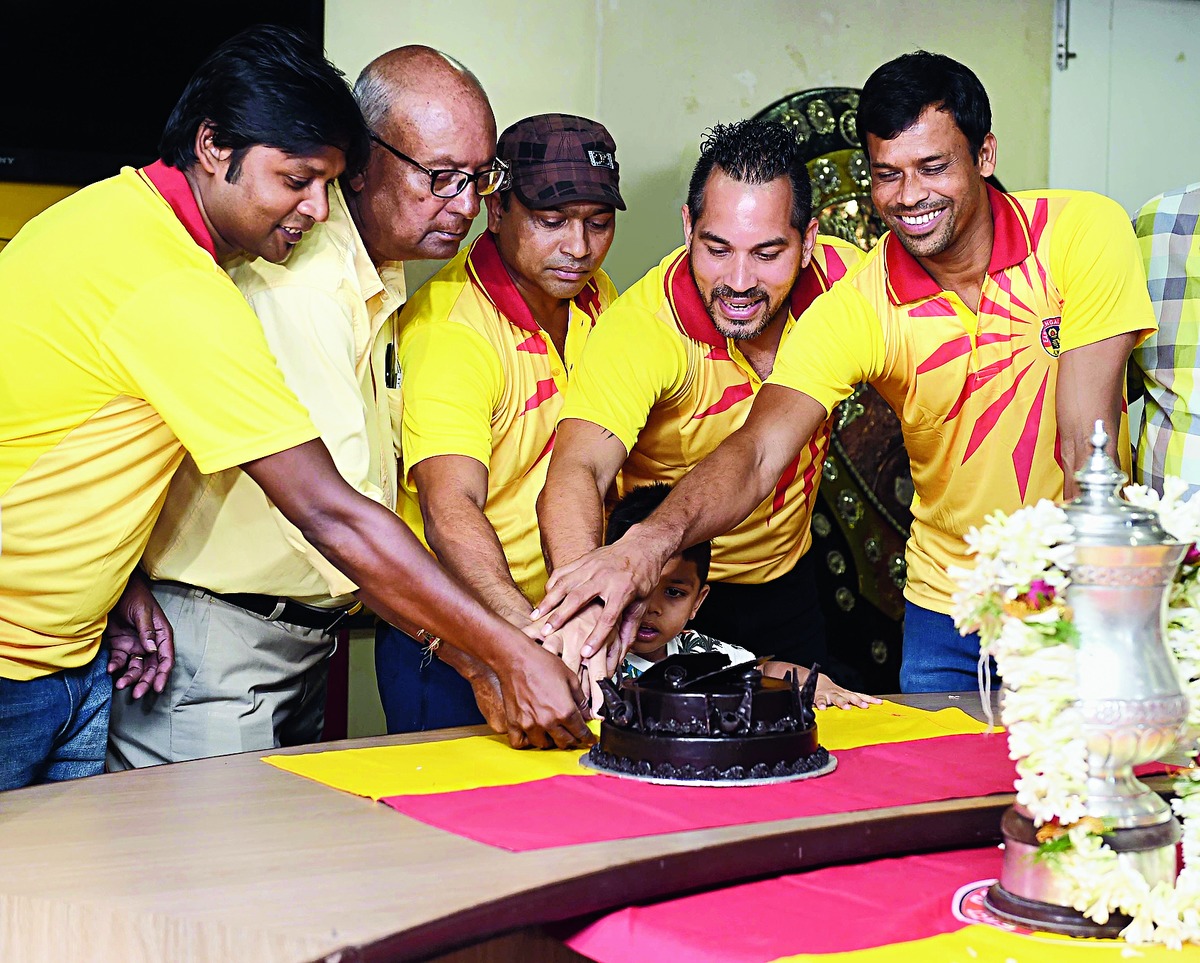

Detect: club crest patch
1040,317,1061,358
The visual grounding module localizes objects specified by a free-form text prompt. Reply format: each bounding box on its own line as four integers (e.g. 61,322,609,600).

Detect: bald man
109,47,511,767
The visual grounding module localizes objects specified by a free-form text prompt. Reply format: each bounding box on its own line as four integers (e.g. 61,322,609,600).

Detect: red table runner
556,845,1199,961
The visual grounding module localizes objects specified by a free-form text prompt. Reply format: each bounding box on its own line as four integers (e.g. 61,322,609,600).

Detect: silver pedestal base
983,882,1130,938
991,805,1180,937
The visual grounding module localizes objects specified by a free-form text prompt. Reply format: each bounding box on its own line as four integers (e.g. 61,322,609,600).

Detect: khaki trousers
107,581,334,770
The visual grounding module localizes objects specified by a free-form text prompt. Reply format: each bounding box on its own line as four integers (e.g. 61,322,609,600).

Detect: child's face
631,554,710,657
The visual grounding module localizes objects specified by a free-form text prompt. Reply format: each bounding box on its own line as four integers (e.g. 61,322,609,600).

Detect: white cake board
578,751,837,787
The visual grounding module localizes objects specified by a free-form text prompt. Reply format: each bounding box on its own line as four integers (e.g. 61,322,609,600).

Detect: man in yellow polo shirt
532,52,1156,694
538,119,861,673
110,46,505,768
0,29,590,791
377,114,622,732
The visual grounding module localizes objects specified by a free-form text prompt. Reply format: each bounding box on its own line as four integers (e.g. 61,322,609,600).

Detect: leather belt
169,582,360,633
215,592,360,632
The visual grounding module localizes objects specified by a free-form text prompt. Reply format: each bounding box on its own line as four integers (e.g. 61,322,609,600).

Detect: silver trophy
985,422,1190,935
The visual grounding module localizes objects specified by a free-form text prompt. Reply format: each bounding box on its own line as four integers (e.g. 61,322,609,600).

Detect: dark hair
159,24,369,180
605,483,711,584
859,51,992,159
685,119,813,231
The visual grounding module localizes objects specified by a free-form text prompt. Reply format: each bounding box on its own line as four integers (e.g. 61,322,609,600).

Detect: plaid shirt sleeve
1132,182,1200,495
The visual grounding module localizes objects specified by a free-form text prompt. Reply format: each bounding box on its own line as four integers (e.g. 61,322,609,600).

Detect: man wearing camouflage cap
376,113,623,733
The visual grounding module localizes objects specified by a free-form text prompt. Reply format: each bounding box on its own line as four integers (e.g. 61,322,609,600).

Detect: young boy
605,484,880,710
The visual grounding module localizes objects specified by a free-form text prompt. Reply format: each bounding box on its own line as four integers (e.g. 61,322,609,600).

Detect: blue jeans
375,625,485,734
0,647,112,791
900,602,988,693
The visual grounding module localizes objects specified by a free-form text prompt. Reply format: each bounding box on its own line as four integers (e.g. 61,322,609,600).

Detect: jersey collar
883,182,1032,305
465,231,604,331
140,160,218,262
664,247,832,348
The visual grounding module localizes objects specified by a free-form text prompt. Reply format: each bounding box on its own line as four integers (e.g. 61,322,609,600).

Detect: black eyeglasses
369,133,507,198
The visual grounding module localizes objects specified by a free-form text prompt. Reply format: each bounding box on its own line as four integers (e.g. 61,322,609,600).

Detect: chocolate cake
583,652,834,784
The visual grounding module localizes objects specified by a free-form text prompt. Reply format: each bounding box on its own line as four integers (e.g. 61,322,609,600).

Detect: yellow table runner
776,924,1200,961
264,700,993,800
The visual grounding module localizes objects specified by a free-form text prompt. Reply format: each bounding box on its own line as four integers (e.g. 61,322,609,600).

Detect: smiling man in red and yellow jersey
375,114,621,733
538,119,860,679
531,53,1156,696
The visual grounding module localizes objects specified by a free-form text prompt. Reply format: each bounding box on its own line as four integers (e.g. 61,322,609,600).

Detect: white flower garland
951,478,1200,947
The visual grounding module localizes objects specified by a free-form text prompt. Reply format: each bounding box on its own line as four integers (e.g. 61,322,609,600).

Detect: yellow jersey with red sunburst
395,232,616,603
769,187,1156,613
561,238,861,583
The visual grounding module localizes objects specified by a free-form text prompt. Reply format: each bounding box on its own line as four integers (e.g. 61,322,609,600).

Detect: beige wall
0,2,1052,283
326,0,1052,289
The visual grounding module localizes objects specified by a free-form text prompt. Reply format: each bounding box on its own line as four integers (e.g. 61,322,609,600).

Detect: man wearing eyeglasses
374,114,623,733
110,46,513,767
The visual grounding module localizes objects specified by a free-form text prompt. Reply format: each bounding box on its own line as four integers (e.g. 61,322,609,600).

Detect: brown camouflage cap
497,113,625,211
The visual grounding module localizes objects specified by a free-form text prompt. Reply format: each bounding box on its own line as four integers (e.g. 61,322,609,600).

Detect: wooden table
0,693,1009,962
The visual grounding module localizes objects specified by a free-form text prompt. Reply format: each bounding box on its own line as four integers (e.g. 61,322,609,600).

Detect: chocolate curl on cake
597,678,633,726
664,664,688,689
718,680,756,734
798,664,820,729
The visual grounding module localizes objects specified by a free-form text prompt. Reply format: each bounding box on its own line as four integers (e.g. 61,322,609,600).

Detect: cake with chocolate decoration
583,652,834,785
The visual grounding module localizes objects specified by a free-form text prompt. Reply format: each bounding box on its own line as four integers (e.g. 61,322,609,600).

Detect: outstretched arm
533,384,830,655
761,662,881,710
411,453,543,729
536,419,629,681
414,454,533,626
243,440,591,750
1056,331,1138,499
537,418,628,573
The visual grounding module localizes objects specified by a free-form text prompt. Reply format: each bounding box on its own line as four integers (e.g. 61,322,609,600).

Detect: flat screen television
0,1,325,186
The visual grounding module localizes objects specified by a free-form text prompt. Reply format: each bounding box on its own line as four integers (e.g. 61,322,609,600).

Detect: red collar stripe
821,246,850,284
884,183,1034,306
988,186,1033,272
466,232,538,332
788,255,830,318
665,249,724,348
1028,197,1050,250
466,231,604,331
140,160,218,262
665,248,833,349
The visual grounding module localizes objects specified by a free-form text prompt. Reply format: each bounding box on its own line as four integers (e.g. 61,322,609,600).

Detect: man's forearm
1057,333,1138,499
538,421,628,574
537,460,607,573
295,492,533,675
1060,416,1123,500
245,440,592,749
423,500,533,626
331,513,523,672
532,387,825,654
632,422,780,565
637,385,825,561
